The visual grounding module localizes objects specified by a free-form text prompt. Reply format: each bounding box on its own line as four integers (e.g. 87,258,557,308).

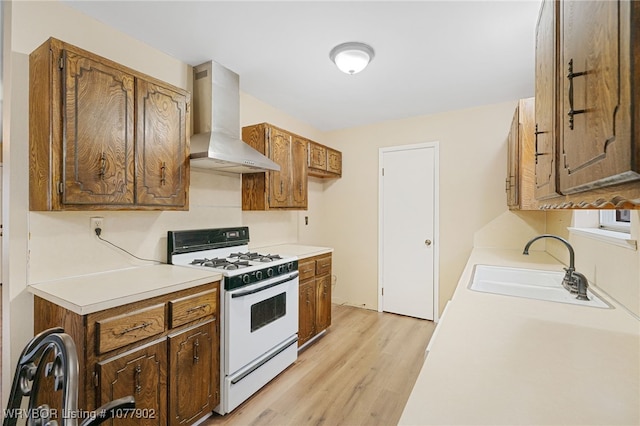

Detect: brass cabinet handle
134,364,142,394
425,239,432,246
160,162,167,185
193,339,200,364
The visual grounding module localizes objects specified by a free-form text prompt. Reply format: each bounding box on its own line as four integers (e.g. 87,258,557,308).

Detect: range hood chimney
190,61,280,173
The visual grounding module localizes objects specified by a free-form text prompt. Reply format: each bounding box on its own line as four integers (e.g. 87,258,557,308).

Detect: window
599,210,631,233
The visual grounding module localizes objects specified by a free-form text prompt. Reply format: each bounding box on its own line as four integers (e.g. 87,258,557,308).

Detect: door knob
425,239,432,246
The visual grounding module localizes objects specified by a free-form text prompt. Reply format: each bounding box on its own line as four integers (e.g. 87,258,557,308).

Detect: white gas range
167,227,298,415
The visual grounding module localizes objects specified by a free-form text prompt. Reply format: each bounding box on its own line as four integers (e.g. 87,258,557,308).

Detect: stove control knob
242,274,250,284
287,262,294,271
266,268,274,277
255,270,263,280
278,265,285,274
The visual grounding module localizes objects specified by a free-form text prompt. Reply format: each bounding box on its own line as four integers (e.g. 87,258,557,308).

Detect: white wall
547,210,640,317
317,101,522,311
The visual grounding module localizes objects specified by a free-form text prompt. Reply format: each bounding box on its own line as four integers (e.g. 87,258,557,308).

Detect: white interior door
380,143,438,320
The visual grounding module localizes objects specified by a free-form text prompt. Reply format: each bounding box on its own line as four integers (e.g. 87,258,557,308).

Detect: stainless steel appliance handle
231,272,299,298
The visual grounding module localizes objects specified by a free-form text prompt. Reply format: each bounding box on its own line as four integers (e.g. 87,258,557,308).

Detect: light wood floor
204,304,435,426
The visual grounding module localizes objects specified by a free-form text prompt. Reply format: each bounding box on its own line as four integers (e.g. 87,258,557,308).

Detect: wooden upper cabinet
242,123,308,210
533,0,640,209
309,142,327,170
29,37,190,211
327,148,342,176
291,136,308,208
534,0,560,200
506,107,520,208
308,140,342,178
136,80,189,207
506,98,537,210
268,128,294,208
62,51,135,206
558,0,639,194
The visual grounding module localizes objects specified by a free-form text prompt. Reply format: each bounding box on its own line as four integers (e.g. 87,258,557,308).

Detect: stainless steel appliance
167,227,298,414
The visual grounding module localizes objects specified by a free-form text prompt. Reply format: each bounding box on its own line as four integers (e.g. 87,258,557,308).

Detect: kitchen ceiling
62,0,541,131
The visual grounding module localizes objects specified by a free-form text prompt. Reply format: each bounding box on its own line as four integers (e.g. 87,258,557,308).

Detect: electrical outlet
90,217,104,234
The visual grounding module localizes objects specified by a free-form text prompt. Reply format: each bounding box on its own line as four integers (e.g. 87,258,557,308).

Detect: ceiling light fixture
329,42,375,75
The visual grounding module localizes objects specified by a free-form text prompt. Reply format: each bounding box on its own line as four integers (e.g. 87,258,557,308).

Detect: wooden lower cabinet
98,340,167,426
315,275,332,332
298,253,332,348
33,281,220,426
168,322,218,426
298,279,316,346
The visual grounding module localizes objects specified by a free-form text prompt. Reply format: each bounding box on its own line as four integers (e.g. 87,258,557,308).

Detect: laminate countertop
28,264,222,315
250,244,333,260
399,248,640,426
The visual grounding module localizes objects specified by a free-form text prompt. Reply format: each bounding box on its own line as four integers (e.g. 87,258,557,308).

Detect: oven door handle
231,272,299,298
230,335,298,385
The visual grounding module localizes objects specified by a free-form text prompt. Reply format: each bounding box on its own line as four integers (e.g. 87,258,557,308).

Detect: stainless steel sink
469,265,610,308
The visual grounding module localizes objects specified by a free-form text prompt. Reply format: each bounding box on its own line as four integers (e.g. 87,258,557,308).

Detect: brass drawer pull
193,339,200,364
119,322,152,336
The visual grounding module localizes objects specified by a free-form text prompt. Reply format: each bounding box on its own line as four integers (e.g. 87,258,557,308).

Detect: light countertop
28,264,222,315
400,248,640,425
250,243,333,260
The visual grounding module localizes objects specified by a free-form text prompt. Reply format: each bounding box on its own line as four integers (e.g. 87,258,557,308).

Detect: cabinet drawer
96,304,166,354
169,289,217,328
299,259,316,281
316,256,332,276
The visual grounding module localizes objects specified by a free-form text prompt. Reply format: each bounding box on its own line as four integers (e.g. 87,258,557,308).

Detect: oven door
225,271,299,374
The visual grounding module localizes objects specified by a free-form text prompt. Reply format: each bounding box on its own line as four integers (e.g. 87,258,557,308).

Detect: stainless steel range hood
190,61,280,173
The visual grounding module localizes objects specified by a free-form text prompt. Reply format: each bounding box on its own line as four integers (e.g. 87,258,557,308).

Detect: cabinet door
309,142,327,171
291,136,308,209
559,0,637,193
534,0,559,200
136,80,189,208
298,279,316,347
315,275,332,332
327,149,342,176
98,340,167,426
62,50,135,206
168,321,218,426
268,128,292,208
506,107,519,207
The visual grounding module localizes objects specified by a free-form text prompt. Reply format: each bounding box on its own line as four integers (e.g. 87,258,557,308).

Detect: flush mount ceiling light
329,42,375,75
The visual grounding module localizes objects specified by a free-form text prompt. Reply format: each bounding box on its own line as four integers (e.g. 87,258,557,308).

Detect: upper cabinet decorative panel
308,140,342,178
29,38,190,211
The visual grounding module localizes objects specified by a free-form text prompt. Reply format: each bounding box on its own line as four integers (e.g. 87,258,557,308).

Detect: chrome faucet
523,234,589,301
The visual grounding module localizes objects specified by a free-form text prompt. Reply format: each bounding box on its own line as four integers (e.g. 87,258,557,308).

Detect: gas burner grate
190,258,250,269
224,260,251,270
229,252,283,262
